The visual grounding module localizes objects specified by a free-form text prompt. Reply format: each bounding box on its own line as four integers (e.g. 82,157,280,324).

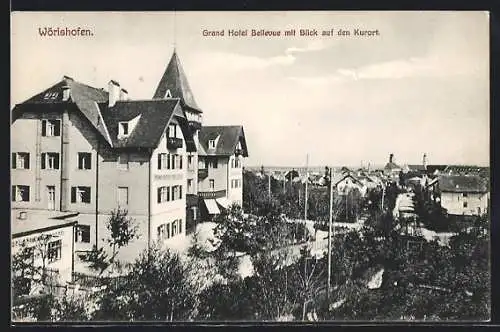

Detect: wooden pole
268,171,271,199
327,166,334,302
304,154,309,240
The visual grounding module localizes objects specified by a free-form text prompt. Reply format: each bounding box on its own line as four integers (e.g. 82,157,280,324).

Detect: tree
92,245,198,321
83,208,140,276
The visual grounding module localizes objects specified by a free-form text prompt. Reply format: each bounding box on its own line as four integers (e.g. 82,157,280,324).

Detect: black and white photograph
10,11,490,322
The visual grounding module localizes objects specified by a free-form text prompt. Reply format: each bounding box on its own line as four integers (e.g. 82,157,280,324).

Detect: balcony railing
198,190,227,199
167,137,183,149
198,168,208,179
188,120,202,132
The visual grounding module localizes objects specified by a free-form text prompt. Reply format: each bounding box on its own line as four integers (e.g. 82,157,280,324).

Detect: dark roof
13,76,112,145
384,162,401,170
153,50,202,113
198,125,248,157
100,99,193,149
443,165,489,176
438,175,488,193
13,76,196,152
407,164,426,171
426,165,448,173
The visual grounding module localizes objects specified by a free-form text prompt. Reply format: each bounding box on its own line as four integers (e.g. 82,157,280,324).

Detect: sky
11,11,490,167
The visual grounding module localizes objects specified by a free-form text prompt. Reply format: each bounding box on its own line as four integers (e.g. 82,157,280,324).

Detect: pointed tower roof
153,50,202,113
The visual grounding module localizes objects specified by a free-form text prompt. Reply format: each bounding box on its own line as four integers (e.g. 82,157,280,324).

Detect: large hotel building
11,50,249,263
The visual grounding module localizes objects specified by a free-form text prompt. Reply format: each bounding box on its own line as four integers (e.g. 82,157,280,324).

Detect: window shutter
11,153,16,169
41,120,47,136
158,154,162,170
157,188,162,203
167,186,170,201
214,159,218,168
41,153,46,169
55,154,60,170
82,227,90,242
179,220,182,234
179,186,182,199
26,154,30,169
11,186,16,201
167,154,171,170
205,160,209,169
87,154,92,170
54,121,61,136
180,155,183,169
71,187,76,203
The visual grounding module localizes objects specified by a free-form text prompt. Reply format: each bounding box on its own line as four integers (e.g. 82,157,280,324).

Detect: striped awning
216,197,231,209
204,199,220,215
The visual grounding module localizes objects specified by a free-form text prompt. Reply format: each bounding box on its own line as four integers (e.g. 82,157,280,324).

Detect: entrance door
47,186,55,210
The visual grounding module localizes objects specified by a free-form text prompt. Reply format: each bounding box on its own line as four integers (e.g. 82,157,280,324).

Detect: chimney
389,153,394,164
120,88,128,101
62,84,71,101
423,153,428,169
108,80,120,107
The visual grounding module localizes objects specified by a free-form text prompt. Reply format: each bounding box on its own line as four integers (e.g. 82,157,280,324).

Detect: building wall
227,154,243,206
12,224,75,284
198,156,229,192
11,112,63,210
440,192,489,216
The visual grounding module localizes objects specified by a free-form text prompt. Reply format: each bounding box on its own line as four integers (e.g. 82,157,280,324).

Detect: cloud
191,51,295,74
285,39,327,55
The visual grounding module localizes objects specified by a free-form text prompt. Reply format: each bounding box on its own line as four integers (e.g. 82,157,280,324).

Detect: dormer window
165,89,172,98
209,140,216,149
168,124,177,138
119,122,129,137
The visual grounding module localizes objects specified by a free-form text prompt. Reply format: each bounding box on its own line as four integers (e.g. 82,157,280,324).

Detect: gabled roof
331,172,364,187
437,175,488,193
443,165,489,176
12,76,113,146
100,99,194,149
153,50,202,113
12,76,196,152
198,125,248,157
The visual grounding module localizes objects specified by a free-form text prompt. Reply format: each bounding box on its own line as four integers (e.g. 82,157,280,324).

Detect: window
158,153,168,170
165,89,172,98
12,153,30,169
209,179,215,190
41,119,61,137
119,122,129,137
208,139,216,149
187,179,193,194
206,157,217,169
75,225,91,243
41,153,60,170
188,155,194,169
118,153,129,170
157,186,170,203
235,157,241,168
48,240,62,263
117,187,129,206
172,186,179,200
71,186,91,203
78,153,92,170
463,201,468,208
172,220,178,236
12,185,30,202
178,219,182,234
157,224,166,239
168,124,177,138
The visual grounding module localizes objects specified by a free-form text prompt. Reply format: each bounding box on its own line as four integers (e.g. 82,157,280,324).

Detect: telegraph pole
327,166,334,301
268,171,271,199
304,154,309,240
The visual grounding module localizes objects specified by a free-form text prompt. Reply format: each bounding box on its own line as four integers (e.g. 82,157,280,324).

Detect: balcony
186,194,198,207
198,168,208,180
167,137,183,149
235,148,243,156
198,190,227,199
188,120,202,132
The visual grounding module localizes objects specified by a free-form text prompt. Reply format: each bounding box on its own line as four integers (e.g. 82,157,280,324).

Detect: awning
204,199,220,215
216,197,231,210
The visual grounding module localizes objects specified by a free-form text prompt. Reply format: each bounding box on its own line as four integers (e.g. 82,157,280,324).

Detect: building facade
11,50,248,263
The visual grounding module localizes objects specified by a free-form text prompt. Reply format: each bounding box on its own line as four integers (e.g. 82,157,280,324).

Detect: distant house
443,165,490,178
331,172,367,197
427,175,489,216
285,169,300,181
383,154,402,178
11,209,78,295
426,165,448,176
